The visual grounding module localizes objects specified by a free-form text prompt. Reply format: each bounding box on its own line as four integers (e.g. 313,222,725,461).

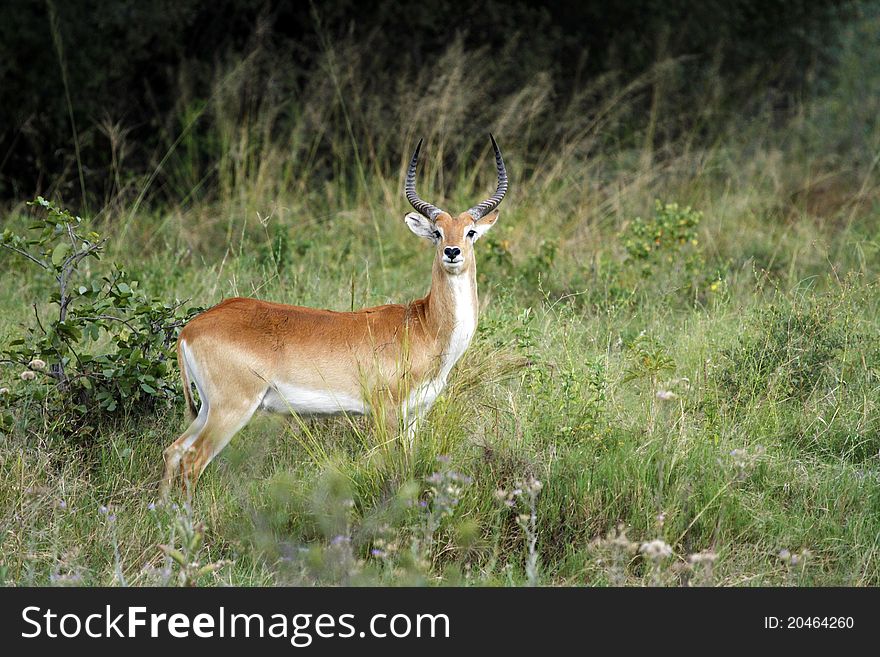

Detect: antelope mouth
442,256,464,268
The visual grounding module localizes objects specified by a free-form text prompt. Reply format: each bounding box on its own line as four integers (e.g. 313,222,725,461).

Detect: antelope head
404,135,508,275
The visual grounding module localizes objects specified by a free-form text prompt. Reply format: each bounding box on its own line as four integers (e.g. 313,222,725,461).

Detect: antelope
159,135,508,497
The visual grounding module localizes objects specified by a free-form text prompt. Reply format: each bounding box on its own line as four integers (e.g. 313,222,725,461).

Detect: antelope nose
444,246,461,260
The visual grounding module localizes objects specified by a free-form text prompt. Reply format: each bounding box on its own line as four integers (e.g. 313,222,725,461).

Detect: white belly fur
261,383,369,416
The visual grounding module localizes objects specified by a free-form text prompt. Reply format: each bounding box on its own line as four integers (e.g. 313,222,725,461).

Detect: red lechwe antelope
160,135,508,497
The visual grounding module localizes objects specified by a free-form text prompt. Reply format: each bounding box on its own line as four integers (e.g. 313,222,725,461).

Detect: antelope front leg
400,396,431,448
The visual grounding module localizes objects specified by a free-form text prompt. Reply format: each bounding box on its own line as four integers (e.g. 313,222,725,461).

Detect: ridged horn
405,138,442,221
467,133,508,220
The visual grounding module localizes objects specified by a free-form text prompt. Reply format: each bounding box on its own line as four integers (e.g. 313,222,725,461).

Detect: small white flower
0,387,10,395
639,539,673,560
688,551,717,564
655,389,676,401
28,358,46,371
20,370,36,381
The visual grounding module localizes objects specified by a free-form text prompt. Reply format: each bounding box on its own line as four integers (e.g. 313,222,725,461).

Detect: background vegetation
1,0,879,586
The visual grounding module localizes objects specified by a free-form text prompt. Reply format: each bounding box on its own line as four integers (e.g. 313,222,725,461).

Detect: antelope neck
424,255,478,374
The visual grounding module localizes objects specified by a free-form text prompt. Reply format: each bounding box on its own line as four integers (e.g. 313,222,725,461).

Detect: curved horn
405,138,442,221
467,134,508,220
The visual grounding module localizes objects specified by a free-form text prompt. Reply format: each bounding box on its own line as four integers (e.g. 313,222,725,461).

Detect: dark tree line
0,0,854,204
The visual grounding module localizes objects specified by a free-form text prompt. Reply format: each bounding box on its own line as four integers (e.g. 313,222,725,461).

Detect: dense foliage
0,0,856,202
0,198,194,436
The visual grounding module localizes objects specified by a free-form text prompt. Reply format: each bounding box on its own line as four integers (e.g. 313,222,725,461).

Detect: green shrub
0,198,196,436
621,201,717,290
527,357,607,444
716,293,846,404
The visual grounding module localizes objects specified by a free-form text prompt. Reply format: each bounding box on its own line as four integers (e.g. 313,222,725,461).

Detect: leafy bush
622,201,703,274
716,293,847,404
0,197,195,435
527,358,607,444
618,201,725,303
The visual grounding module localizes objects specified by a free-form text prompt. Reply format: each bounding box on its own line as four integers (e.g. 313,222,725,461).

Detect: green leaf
51,242,70,266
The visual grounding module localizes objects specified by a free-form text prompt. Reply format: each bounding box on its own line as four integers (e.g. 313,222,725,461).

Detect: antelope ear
405,212,439,242
471,209,499,241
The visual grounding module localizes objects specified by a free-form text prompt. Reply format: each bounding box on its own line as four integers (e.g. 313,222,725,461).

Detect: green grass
2,32,880,587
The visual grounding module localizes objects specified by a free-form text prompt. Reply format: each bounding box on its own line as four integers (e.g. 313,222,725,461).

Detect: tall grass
1,20,879,586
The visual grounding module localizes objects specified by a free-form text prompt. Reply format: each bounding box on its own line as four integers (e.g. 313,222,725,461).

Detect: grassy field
1,28,880,586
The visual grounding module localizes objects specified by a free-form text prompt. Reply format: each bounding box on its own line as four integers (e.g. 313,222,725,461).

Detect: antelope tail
177,340,199,422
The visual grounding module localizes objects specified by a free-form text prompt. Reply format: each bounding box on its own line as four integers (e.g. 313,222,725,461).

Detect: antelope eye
433,230,442,239
467,229,477,238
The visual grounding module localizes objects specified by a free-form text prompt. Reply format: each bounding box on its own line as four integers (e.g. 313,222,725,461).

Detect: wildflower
20,370,36,381
655,389,676,401
778,549,791,561
50,572,84,586
147,502,156,511
331,535,349,546
639,539,673,560
0,387,10,395
688,551,717,565
98,505,109,515
58,500,67,510
603,526,639,554
28,358,46,371
370,548,386,558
